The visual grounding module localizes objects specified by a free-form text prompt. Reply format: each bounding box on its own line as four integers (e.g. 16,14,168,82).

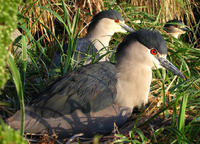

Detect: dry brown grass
69,0,104,37
120,0,199,24
20,0,104,47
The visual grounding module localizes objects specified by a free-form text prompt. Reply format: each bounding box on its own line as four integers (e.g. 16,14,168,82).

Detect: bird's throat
115,62,152,109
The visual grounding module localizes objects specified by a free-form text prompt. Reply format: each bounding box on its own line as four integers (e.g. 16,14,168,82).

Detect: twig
65,133,84,144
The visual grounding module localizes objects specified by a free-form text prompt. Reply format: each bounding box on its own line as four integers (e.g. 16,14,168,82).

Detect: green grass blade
61,0,71,33
71,9,80,36
178,94,188,132
39,6,70,35
21,35,28,88
7,54,25,136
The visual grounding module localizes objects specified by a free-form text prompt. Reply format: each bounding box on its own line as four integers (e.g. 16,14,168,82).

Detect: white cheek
116,21,127,33
152,55,163,69
117,24,127,33
119,27,127,33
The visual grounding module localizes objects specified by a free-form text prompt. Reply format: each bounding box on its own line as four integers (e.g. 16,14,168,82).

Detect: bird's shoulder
76,38,97,53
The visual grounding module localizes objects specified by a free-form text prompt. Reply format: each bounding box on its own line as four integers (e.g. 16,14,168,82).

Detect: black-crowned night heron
164,19,188,39
53,10,134,66
7,29,184,138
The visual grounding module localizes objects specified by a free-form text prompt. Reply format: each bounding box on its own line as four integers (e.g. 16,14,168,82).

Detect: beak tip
181,27,189,32
158,57,185,79
180,74,185,79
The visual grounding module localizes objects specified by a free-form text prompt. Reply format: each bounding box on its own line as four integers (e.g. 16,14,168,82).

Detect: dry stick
65,133,84,144
165,76,177,92
165,75,177,103
78,21,91,35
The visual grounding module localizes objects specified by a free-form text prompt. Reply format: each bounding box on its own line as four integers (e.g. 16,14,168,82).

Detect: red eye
174,25,178,28
115,19,119,23
150,49,157,55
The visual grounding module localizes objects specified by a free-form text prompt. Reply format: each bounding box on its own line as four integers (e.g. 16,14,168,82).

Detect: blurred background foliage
0,121,27,144
0,0,22,89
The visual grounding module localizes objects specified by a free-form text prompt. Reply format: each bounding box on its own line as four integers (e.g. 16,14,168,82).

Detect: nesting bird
53,10,134,66
7,29,184,138
164,19,188,39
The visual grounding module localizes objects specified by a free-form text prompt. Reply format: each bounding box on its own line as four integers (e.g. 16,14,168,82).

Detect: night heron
7,29,184,138
164,19,188,39
53,10,134,66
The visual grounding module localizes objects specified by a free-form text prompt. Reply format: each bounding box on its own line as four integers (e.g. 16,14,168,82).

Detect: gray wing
53,38,99,66
33,62,117,118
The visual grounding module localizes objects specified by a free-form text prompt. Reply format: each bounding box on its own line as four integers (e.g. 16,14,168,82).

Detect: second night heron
164,19,188,39
53,10,134,66
7,29,184,138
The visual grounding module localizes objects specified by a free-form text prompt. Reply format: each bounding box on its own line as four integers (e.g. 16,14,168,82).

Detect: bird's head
87,10,134,35
116,29,185,78
164,19,188,38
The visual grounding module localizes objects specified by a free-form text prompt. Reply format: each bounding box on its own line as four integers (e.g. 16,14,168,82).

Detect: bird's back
53,38,99,66
33,62,117,118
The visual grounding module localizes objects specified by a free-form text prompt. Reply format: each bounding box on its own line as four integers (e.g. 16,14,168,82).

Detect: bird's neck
115,43,153,109
169,33,181,39
86,32,112,50
85,23,115,61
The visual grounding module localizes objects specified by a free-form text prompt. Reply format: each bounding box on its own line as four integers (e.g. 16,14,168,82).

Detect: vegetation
0,0,22,89
0,0,199,143
0,121,27,144
0,0,27,142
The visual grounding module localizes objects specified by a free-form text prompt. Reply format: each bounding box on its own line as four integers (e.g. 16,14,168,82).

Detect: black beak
158,57,185,79
120,23,135,32
180,27,189,32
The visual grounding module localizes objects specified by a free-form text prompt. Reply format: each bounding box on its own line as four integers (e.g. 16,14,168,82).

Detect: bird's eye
150,49,157,55
115,19,119,23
